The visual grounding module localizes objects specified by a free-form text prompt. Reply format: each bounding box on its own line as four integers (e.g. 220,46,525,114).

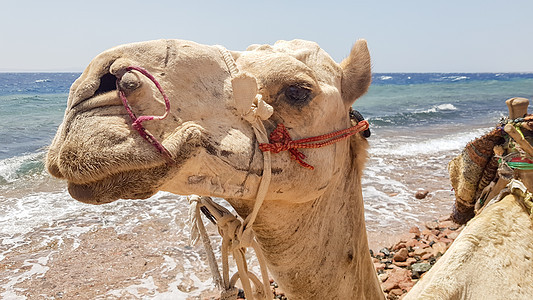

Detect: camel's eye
284,85,311,105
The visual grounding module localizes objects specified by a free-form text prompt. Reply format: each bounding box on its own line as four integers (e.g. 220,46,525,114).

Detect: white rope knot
217,215,254,251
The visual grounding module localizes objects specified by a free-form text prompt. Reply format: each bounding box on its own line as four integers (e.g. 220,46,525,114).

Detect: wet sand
0,210,453,299
0,218,222,299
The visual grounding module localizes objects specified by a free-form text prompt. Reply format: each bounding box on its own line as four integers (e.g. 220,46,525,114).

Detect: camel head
46,39,371,207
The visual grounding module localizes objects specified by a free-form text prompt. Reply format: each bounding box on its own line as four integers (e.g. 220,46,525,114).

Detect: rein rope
116,47,370,299
116,66,173,161
259,121,369,170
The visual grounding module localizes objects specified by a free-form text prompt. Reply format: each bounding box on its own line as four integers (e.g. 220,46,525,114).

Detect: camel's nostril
94,73,117,96
118,71,142,92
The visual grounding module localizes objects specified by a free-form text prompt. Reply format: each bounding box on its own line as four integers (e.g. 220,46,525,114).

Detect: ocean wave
442,76,469,82
370,127,490,156
0,152,45,184
419,103,458,113
34,79,51,83
367,103,461,127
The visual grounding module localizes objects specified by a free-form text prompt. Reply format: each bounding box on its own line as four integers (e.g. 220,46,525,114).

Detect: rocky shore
371,215,463,299
234,215,464,300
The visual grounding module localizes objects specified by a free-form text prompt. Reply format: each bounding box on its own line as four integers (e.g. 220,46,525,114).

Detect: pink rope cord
116,66,173,161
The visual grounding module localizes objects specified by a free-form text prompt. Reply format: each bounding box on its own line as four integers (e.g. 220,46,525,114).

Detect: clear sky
1,0,532,72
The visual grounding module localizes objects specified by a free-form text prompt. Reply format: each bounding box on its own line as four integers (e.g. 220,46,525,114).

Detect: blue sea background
2,72,533,227
0,72,532,296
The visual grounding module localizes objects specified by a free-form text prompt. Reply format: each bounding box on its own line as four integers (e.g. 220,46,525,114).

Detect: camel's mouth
66,164,172,204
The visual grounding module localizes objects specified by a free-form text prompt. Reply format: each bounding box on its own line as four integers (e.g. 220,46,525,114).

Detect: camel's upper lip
70,92,123,115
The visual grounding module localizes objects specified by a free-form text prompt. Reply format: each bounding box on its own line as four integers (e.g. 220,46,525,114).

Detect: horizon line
1,70,533,74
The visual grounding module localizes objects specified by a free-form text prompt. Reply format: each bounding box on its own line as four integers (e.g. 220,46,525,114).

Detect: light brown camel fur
46,38,383,299
46,38,533,299
405,192,533,299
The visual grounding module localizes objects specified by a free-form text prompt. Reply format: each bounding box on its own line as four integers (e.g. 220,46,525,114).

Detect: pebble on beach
415,190,430,199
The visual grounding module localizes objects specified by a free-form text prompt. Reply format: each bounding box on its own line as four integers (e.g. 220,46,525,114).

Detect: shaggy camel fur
406,191,533,299
46,39,384,299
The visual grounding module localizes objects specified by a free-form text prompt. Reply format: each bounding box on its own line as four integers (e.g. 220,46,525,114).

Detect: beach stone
432,241,447,256
415,190,429,199
393,248,409,262
405,239,419,249
382,268,413,292
411,262,432,274
421,253,434,260
393,261,411,267
374,262,386,271
439,220,460,230
409,226,421,237
425,221,438,230
439,237,454,245
393,242,407,251
379,273,389,282
441,228,453,237
406,257,417,266
418,241,431,249
380,248,391,257
426,234,440,244
414,247,432,257
389,288,404,297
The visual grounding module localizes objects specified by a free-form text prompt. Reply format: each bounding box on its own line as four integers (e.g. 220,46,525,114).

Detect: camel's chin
67,181,155,205
65,165,172,205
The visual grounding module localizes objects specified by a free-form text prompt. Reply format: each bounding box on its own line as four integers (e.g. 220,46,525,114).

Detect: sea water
0,72,532,298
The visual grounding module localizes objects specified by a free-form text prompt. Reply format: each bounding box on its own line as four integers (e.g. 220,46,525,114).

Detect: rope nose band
116,66,173,161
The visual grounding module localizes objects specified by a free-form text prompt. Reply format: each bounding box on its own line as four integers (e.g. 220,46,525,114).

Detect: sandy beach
0,195,457,299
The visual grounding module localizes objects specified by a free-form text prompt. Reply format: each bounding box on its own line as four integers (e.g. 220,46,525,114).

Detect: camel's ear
340,39,371,105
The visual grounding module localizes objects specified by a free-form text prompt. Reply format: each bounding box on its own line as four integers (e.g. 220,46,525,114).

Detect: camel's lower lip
67,182,113,204
65,164,172,205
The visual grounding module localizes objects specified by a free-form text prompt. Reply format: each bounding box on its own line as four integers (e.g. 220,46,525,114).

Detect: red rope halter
259,120,370,170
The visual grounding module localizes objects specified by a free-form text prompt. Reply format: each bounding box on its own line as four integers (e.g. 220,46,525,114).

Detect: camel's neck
243,137,384,300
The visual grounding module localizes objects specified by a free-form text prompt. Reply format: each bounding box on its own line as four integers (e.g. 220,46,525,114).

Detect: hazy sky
1,0,532,72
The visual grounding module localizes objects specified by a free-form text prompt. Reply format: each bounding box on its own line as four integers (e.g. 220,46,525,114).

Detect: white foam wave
370,127,490,157
441,75,469,81
34,79,51,83
379,76,393,80
420,103,457,113
0,152,44,183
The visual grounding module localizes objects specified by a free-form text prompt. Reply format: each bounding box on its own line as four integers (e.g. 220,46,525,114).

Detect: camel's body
406,193,533,299
46,38,533,299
